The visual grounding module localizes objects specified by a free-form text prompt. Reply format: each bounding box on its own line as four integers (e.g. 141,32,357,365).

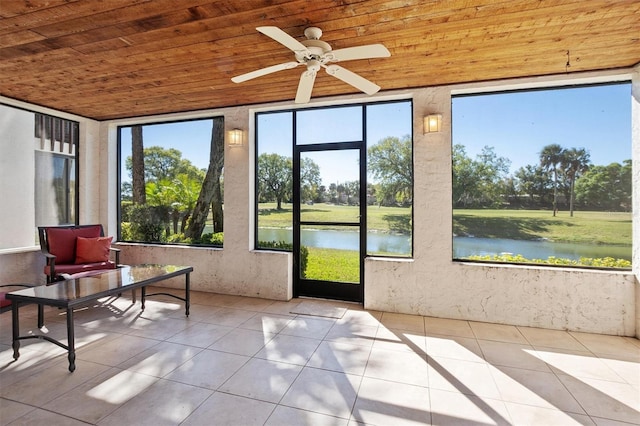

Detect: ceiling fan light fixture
231,26,391,103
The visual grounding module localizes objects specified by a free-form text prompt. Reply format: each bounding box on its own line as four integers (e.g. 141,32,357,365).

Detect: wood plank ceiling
1,0,639,120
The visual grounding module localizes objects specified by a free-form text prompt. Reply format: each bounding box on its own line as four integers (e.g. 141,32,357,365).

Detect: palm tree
562,147,590,217
539,144,564,216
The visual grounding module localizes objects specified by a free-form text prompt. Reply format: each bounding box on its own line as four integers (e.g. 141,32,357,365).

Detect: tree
368,135,412,206
300,157,321,203
186,116,225,239
159,175,201,233
539,143,564,216
145,178,174,236
126,146,203,189
126,146,202,184
328,183,338,203
345,180,360,205
561,147,591,216
514,164,551,206
131,125,146,204
452,144,477,207
452,144,510,208
475,146,511,205
258,153,292,210
575,160,631,211
126,141,206,237
316,185,327,203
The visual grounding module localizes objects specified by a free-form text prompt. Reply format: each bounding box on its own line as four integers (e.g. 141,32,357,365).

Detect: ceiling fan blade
231,62,300,83
325,64,380,95
295,69,317,103
257,26,309,55
328,44,391,62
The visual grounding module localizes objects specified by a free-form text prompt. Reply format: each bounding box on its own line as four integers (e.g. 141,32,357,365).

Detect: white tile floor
1,288,639,425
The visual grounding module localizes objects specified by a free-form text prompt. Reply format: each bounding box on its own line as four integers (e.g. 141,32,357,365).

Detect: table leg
11,300,20,360
66,307,76,372
185,273,190,317
37,304,44,329
141,286,146,311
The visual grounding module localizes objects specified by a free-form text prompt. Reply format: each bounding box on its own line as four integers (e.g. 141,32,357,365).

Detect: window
34,113,78,228
256,110,293,246
256,100,413,257
34,151,75,226
118,117,224,245
452,83,632,269
0,106,78,249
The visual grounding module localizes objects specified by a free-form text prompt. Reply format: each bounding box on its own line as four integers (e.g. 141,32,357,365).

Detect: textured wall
632,64,640,338
363,76,637,336
0,249,45,285
115,244,292,300
0,105,36,249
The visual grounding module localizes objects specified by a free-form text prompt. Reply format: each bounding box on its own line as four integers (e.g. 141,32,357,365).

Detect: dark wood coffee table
6,264,193,372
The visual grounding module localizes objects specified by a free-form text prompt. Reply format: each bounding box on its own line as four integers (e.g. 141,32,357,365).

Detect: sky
452,83,631,173
256,101,412,186
120,83,631,184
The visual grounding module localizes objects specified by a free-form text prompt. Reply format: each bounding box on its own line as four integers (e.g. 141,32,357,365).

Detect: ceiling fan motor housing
297,39,332,63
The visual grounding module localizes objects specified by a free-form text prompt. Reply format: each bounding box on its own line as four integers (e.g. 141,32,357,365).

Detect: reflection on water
453,236,631,261
258,228,411,255
258,228,631,261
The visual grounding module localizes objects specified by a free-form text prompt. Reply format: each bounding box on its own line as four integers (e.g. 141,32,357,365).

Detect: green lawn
453,209,631,246
305,247,360,283
259,203,630,247
258,202,411,234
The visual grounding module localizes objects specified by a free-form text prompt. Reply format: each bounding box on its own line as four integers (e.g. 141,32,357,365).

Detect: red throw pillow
46,228,78,264
75,236,113,264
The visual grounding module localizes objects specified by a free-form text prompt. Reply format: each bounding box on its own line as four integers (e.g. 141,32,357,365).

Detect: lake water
258,228,411,254
453,236,631,261
258,228,631,261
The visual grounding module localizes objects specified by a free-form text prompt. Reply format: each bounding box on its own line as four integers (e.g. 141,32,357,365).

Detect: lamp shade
229,128,244,146
423,114,442,133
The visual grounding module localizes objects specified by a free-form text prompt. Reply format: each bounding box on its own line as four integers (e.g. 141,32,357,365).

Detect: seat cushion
46,226,102,264
75,236,113,264
0,292,9,309
45,261,116,277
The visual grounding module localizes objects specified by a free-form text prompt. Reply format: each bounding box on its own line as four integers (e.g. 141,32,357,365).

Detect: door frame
293,141,366,303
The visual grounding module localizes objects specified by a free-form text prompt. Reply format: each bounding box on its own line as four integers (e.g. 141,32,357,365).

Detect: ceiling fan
231,26,391,103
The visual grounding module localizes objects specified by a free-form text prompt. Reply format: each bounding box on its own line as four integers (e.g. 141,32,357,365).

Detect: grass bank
258,202,411,234
259,203,630,247
454,209,631,246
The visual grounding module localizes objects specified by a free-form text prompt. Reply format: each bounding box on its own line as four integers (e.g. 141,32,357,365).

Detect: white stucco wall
363,80,636,336
0,249,44,285
632,63,640,338
0,105,36,249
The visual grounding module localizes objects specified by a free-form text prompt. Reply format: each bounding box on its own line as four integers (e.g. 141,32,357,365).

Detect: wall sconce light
423,114,442,133
228,128,244,147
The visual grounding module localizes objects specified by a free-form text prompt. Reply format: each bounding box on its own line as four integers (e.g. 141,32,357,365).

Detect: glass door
293,145,365,302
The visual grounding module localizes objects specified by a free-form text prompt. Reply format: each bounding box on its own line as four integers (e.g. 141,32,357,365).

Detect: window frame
450,81,632,270
33,111,80,229
116,116,223,247
254,99,414,258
